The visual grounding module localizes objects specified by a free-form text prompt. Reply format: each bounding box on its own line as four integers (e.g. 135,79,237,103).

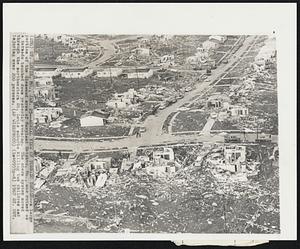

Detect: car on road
204,79,210,82
185,86,193,92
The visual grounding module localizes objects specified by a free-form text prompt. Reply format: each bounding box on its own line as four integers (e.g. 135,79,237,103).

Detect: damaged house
207,145,247,174
207,94,231,108
34,107,63,124
84,157,112,172
106,89,138,109
227,105,249,118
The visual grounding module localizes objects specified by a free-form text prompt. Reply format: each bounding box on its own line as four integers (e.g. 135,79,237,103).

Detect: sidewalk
202,118,215,134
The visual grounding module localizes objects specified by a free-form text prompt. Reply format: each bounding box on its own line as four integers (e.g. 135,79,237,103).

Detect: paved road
77,35,143,69
35,36,259,153
141,35,257,140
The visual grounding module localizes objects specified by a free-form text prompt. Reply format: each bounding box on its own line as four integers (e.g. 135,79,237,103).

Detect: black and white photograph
30,33,280,234
3,3,296,243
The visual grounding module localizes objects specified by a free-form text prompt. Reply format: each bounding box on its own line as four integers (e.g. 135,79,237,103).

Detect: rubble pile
34,143,279,233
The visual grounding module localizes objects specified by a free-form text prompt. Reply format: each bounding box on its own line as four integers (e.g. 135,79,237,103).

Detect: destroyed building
34,107,63,124
84,157,112,172
207,94,231,108
205,145,247,174
227,105,249,118
106,89,138,109
153,147,175,162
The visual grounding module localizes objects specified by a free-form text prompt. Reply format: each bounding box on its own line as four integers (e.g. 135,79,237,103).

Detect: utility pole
223,192,227,233
135,66,139,88
109,67,113,88
256,116,259,141
51,42,54,59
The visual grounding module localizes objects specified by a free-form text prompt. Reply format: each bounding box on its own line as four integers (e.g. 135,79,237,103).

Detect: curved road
77,35,143,69
35,35,257,152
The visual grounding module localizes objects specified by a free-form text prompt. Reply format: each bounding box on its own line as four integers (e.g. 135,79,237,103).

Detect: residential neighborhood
32,34,279,234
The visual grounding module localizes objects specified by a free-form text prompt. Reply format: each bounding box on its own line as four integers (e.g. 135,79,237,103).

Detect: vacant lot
211,120,240,131
212,85,230,93
216,78,239,86
54,76,162,105
34,37,72,65
35,123,131,138
172,111,208,132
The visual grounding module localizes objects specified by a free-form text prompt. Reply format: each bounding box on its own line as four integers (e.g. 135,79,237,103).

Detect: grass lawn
212,86,230,93
211,120,240,131
172,111,208,132
35,123,131,138
216,78,239,86
54,75,162,106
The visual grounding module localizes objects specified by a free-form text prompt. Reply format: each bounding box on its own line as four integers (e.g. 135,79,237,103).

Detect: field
34,37,72,65
172,111,208,132
211,120,240,131
35,123,131,138
216,78,239,86
54,75,162,106
211,85,230,94
248,90,278,134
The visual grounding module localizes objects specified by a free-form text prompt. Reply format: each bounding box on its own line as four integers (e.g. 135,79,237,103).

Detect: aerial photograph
32,33,279,233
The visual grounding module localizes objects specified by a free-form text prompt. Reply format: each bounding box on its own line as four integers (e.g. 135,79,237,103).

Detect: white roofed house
97,68,123,78
80,110,110,127
34,67,61,78
61,67,93,78
126,68,153,79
